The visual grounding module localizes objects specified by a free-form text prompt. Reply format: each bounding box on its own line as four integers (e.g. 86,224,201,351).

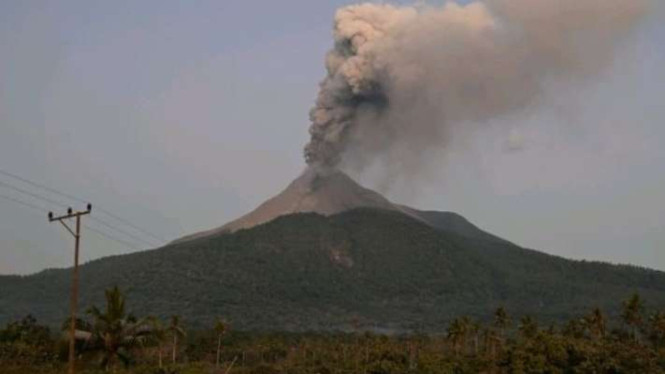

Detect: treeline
2,287,665,373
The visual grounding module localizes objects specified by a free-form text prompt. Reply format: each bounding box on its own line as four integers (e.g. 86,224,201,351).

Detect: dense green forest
2,208,665,330
2,287,665,373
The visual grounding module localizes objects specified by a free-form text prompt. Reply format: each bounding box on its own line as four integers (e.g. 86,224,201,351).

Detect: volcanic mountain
176,167,502,244
1,170,665,331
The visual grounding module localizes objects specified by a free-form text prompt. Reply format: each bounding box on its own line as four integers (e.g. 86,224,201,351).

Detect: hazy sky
1,1,664,275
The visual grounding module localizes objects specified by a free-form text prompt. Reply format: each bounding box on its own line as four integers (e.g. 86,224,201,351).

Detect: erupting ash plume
304,0,649,176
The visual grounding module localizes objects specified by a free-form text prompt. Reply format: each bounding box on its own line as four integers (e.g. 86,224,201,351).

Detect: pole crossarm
49,210,90,222
48,203,92,222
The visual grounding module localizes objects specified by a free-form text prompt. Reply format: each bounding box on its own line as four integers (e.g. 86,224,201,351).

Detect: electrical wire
0,168,168,243
0,172,163,247
93,206,166,244
0,178,159,246
89,216,156,248
0,193,139,251
0,193,46,213
0,179,69,209
82,224,139,251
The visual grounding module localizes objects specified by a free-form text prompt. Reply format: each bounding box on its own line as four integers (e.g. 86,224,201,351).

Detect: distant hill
1,208,664,331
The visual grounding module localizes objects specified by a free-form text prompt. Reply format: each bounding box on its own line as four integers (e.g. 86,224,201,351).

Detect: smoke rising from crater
304,0,649,178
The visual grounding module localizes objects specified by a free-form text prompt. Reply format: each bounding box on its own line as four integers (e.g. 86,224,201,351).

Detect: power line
0,179,69,209
0,193,139,251
93,206,166,243
0,193,46,213
0,172,164,246
89,216,155,248
0,168,168,243
83,224,139,251
0,169,83,205
0,178,156,246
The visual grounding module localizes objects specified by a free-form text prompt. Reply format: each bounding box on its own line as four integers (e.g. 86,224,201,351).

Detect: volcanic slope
175,167,504,244
1,207,664,331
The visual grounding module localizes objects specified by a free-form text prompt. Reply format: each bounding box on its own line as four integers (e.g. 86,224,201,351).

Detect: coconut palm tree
168,315,186,364
85,286,151,371
622,293,644,343
469,320,481,355
494,307,510,340
214,318,228,368
562,318,586,339
493,306,510,350
447,318,469,355
146,316,168,369
584,307,606,340
648,311,665,349
518,315,538,339
482,327,500,358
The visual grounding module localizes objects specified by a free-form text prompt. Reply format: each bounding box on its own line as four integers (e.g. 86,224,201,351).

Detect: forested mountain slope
1,208,664,331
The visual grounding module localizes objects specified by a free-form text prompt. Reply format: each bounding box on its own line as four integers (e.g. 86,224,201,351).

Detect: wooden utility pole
48,204,91,374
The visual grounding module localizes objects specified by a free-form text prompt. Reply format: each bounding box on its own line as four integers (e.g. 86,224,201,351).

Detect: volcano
2,170,665,331
176,167,503,244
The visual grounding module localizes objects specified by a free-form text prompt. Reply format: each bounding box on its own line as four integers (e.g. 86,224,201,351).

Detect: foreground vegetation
2,287,665,373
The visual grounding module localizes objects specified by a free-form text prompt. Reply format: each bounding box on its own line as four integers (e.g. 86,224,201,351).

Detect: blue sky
1,1,664,274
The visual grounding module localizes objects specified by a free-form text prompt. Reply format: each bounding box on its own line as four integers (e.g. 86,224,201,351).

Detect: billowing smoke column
304,0,648,175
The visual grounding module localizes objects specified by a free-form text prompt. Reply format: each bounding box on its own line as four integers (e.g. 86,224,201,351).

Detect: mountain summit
176,167,499,244
223,167,402,231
